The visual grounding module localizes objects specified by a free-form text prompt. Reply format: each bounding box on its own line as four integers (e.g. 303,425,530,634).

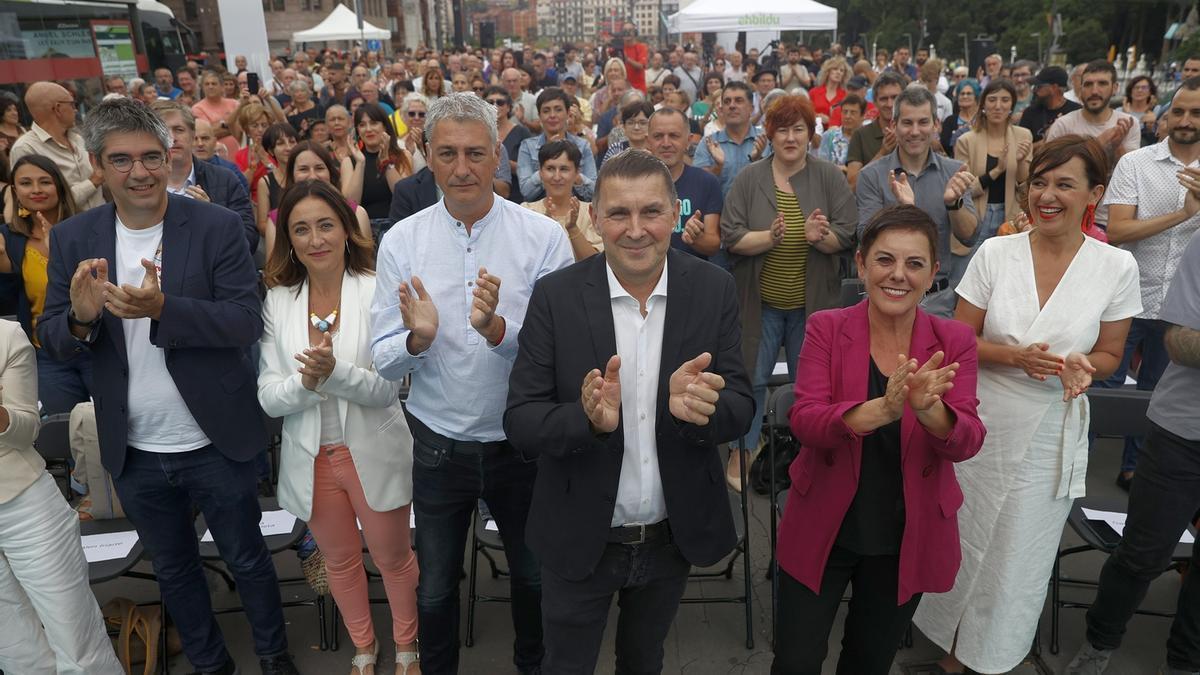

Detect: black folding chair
1049,387,1194,654
681,486,754,649
35,413,73,499
765,385,795,647
839,278,865,308
465,506,510,648
195,497,332,650
82,518,146,585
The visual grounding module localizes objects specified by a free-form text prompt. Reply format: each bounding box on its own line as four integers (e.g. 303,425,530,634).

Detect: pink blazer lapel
837,300,872,405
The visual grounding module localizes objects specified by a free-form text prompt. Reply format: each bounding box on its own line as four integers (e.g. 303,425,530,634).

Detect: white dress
912,232,1142,674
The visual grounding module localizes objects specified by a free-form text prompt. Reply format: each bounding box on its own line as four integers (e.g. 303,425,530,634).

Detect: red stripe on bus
0,58,104,85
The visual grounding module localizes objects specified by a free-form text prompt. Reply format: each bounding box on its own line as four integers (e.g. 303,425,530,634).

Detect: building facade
534,0,665,47
161,0,423,53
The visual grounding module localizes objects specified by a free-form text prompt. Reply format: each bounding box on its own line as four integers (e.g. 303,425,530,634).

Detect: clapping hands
681,210,705,245
881,352,960,420
805,208,831,244
1059,352,1097,401
296,331,336,391
582,355,622,433
668,352,726,426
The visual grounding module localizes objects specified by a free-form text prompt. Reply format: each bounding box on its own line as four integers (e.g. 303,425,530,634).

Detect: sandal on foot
350,642,378,675
396,649,420,675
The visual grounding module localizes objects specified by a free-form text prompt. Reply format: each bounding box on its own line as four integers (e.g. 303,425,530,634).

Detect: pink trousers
306,444,418,648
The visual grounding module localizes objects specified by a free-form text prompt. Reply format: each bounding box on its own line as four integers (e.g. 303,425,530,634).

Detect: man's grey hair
1012,59,1038,74
874,70,908,96
81,97,171,157
425,92,497,147
892,86,938,122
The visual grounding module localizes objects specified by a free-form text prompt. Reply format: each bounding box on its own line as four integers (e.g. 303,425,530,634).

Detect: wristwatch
68,308,100,329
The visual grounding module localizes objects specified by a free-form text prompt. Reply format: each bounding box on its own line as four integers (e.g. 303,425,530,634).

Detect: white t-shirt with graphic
115,216,211,453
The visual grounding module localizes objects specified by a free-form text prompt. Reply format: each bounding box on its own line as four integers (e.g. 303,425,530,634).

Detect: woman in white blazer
0,320,124,675
258,180,419,675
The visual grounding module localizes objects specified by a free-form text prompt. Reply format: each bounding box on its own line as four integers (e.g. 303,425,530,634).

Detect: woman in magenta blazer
772,204,986,675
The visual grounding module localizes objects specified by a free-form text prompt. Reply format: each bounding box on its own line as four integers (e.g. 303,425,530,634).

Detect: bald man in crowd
10,81,106,209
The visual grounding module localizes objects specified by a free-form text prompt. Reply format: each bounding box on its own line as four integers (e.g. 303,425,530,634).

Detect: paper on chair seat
201,510,297,542
82,531,139,563
1081,507,1195,544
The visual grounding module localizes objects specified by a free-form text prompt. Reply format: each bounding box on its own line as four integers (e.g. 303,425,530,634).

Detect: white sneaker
1066,643,1113,675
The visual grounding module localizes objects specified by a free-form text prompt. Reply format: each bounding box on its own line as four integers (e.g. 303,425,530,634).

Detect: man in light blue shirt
371,92,573,675
517,87,596,201
693,81,767,196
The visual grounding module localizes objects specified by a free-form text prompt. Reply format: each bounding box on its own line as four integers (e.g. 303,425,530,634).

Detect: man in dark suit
505,149,754,673
152,100,258,255
388,164,437,224
37,98,296,675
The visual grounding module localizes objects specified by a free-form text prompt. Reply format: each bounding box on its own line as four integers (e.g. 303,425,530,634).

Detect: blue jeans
36,347,93,416
1093,318,1170,473
408,415,543,675
741,304,806,450
113,446,288,671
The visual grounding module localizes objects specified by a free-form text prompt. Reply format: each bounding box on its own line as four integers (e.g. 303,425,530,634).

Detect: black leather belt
608,520,672,545
926,277,950,296
404,407,508,456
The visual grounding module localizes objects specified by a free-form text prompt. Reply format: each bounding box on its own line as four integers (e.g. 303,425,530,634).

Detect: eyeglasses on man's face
104,152,166,173
407,110,427,118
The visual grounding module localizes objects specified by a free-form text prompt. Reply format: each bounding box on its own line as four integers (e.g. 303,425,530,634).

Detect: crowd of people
0,24,1198,675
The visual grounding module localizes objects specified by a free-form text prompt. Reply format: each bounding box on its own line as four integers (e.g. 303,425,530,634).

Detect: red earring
1082,204,1096,233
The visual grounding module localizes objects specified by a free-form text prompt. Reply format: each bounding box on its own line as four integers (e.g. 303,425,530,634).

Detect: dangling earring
16,206,29,218
1081,203,1097,233
289,247,297,263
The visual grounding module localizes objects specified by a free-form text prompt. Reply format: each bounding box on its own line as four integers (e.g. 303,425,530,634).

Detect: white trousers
0,472,123,675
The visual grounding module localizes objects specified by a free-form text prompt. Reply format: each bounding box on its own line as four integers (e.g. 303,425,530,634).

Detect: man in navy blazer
152,100,258,255
505,150,754,673
388,164,438,224
37,98,296,675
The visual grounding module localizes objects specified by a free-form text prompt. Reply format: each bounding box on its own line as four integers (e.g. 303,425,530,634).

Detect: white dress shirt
608,259,669,527
1102,139,1200,319
166,164,196,197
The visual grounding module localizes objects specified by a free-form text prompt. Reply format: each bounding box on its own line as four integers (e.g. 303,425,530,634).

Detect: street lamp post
903,33,912,55
1031,32,1042,64
959,32,968,68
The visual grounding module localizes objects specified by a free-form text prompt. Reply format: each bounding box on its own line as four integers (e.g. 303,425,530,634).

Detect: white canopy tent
292,3,391,43
667,0,837,33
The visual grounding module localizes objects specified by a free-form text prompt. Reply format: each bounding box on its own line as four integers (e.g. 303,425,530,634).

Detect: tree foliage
824,0,1131,64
